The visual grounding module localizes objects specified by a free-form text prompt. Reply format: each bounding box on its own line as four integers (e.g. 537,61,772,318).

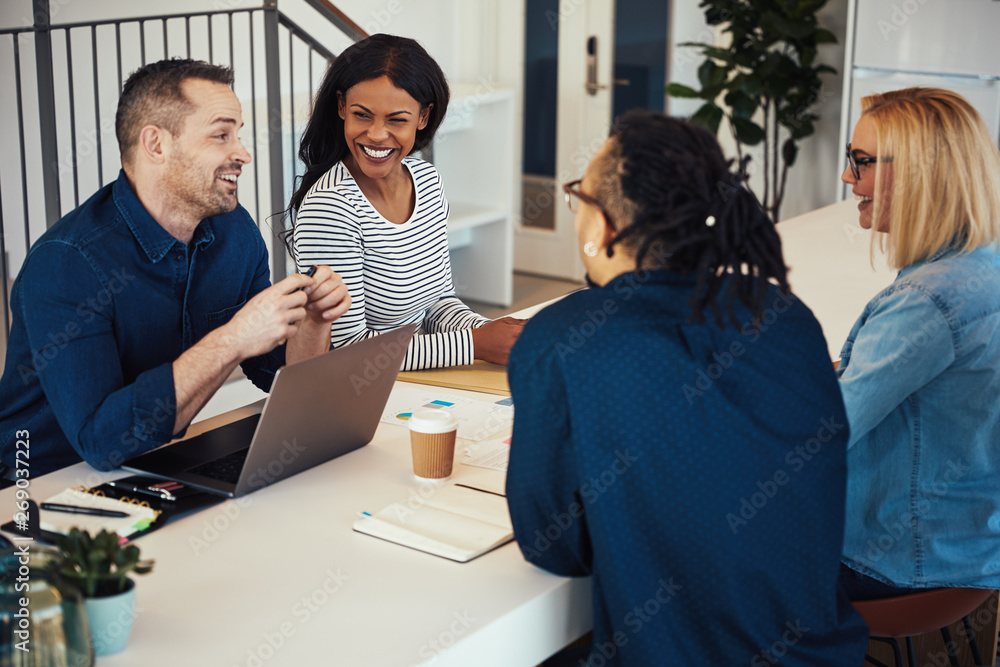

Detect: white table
777,199,896,359
1,381,592,667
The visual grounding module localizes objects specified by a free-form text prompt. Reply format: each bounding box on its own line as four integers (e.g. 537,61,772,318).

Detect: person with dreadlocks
504,111,868,665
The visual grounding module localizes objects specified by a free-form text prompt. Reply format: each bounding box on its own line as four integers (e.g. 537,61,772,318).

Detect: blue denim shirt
838,244,1000,588
0,170,284,474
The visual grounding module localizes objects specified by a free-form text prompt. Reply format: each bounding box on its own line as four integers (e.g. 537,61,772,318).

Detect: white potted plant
56,528,155,656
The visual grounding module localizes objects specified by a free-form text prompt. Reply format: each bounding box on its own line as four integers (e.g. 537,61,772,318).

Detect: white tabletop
776,199,896,359
1,381,592,667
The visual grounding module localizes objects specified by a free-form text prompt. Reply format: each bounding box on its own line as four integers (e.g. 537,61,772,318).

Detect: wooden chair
852,588,995,667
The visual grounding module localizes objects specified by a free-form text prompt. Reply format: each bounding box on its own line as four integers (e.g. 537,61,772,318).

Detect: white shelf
448,202,508,232
434,85,516,307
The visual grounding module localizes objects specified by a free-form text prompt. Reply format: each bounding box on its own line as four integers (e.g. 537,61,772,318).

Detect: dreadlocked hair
602,110,789,329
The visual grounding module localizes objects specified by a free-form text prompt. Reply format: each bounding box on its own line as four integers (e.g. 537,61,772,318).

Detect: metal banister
0,0,364,367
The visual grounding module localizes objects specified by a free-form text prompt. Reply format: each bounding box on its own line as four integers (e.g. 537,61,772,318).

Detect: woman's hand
301,265,352,324
471,317,528,365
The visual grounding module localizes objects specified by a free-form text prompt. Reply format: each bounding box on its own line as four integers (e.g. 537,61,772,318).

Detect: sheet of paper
381,385,513,441
462,436,511,472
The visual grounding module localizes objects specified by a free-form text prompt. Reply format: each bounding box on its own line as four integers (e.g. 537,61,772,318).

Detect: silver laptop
123,324,416,497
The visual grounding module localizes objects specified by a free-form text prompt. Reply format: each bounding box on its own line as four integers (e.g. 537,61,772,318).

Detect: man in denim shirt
0,59,350,477
838,87,1000,597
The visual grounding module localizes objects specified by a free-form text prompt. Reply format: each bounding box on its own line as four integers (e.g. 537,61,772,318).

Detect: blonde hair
861,87,1000,269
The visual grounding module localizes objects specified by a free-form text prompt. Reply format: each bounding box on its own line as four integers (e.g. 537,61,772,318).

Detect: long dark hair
288,34,450,214
602,110,788,327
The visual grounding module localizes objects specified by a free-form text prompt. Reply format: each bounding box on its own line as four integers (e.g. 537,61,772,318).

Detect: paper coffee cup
408,409,459,481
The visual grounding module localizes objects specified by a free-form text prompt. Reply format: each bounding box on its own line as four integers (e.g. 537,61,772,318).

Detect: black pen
297,265,318,291
106,480,176,501
41,503,129,518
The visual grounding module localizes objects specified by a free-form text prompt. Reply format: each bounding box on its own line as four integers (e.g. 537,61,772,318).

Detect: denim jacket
0,170,283,474
838,244,1000,588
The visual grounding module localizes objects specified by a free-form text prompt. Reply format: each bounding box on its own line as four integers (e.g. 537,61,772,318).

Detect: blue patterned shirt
506,270,868,665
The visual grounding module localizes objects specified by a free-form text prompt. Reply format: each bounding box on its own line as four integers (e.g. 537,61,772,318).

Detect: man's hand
222,274,313,360
171,268,350,434
471,317,528,365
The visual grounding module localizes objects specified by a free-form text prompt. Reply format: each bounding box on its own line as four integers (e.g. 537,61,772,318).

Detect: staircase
0,0,367,366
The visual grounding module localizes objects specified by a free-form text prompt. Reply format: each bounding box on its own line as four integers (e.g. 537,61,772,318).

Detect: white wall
1,0,848,278
783,0,848,219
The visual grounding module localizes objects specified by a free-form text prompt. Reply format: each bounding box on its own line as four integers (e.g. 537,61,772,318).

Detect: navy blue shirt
0,170,283,474
506,270,868,665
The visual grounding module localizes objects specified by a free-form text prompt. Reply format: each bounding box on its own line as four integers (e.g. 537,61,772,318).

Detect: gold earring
583,242,599,257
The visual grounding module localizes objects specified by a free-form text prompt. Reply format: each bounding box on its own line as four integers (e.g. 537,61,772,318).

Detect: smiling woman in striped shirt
288,34,524,370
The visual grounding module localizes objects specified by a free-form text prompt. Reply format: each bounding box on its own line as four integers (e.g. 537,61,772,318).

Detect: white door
515,0,614,281
515,0,669,281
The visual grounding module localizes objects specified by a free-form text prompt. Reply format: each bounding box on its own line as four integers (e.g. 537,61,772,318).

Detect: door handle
585,36,629,94
585,36,606,96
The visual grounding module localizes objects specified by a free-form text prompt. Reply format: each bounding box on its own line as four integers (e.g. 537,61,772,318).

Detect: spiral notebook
38,488,159,539
2,476,221,544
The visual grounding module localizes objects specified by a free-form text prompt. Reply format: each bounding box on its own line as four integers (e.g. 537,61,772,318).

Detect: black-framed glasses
562,179,615,228
845,143,891,180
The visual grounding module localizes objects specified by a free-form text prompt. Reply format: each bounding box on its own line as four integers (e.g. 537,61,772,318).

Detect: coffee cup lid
408,408,459,434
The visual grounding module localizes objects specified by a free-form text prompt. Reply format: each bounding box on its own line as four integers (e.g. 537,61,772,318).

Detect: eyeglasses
562,179,615,229
845,143,892,180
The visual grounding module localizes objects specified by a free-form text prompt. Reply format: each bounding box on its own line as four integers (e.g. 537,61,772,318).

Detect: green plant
667,0,837,221
57,528,155,598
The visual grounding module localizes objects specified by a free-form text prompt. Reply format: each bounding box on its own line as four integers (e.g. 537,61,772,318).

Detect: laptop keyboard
188,447,250,484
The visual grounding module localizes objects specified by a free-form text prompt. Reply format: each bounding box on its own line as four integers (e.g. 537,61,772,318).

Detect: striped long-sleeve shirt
293,157,489,370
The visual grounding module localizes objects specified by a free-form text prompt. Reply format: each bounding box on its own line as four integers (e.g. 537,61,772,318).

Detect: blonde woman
838,87,1000,599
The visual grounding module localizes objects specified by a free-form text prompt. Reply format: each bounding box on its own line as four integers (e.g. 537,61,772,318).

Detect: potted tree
57,528,155,656
667,0,838,221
